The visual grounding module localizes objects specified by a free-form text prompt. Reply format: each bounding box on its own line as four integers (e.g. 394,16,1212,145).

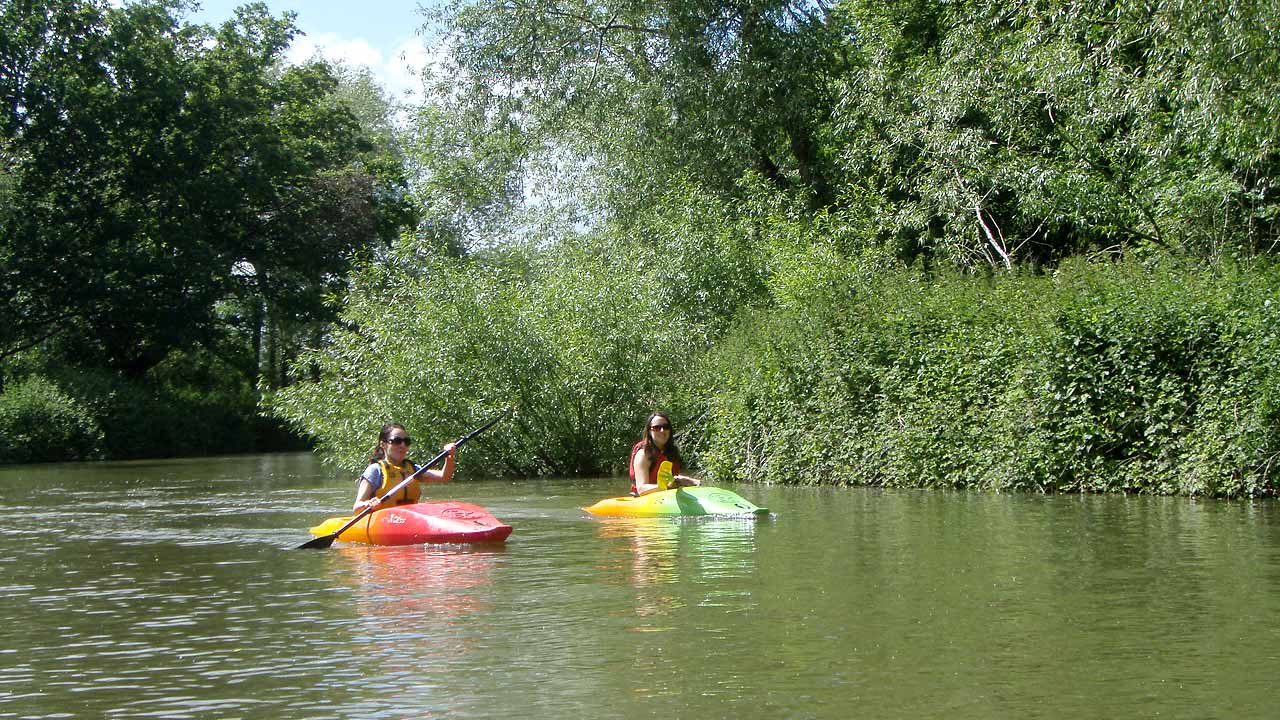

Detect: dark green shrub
0,376,104,463
27,352,262,461
1025,259,1280,495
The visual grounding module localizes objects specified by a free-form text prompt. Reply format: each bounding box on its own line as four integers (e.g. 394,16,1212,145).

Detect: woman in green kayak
352,422,457,512
630,411,701,495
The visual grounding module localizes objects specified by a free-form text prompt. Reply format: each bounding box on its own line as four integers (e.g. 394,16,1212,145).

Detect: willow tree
420,0,1280,270
422,0,853,229
825,0,1280,266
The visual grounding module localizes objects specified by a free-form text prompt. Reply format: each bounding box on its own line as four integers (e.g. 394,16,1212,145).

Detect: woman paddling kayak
353,422,457,513
301,412,513,549
630,411,702,495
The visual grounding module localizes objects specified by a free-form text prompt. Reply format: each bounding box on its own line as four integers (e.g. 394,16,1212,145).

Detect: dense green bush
271,177,1280,498
268,235,713,476
697,256,1280,497
0,376,104,463
0,347,272,464
1037,261,1280,496
66,371,256,460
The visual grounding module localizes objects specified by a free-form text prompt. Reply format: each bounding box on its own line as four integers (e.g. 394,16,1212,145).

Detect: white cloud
115,2,440,105
289,32,381,71
382,38,429,101
285,31,438,102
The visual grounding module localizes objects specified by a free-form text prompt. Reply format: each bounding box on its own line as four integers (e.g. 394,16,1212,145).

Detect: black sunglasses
649,424,671,432
387,436,412,446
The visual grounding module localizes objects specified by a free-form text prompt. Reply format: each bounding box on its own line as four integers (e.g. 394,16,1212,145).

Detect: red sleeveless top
628,440,681,494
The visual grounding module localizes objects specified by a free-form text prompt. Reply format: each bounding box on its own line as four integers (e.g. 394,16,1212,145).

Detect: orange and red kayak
308,502,512,545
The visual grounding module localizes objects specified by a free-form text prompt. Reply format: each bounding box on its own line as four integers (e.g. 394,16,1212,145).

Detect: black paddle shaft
296,409,509,550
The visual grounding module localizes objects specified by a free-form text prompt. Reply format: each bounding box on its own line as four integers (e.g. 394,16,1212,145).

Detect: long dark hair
366,422,408,465
639,411,681,466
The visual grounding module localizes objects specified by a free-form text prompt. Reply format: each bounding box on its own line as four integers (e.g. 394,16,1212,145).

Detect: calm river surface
2,452,1279,719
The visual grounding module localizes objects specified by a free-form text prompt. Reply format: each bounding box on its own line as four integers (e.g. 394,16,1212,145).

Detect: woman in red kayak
353,422,457,512
630,411,701,495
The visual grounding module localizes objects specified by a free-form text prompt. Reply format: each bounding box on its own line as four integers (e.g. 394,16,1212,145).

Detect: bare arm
420,442,457,483
633,451,664,495
353,477,380,513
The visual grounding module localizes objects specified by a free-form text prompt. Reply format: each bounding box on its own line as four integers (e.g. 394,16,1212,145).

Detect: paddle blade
297,533,337,550
658,461,674,489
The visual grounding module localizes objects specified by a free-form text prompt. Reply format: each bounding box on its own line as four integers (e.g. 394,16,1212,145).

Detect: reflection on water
330,544,503,616
593,516,761,569
320,545,505,685
592,517,762,618
2,456,1280,719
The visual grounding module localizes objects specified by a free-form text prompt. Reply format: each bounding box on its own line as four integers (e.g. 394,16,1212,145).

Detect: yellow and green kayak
583,487,769,518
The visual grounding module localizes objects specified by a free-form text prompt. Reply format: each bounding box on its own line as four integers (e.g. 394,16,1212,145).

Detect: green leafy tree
422,0,1280,266
0,0,413,382
825,0,1280,266
422,0,853,233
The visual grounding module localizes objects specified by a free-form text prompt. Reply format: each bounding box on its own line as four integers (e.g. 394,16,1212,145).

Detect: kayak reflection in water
352,422,457,513
630,411,702,496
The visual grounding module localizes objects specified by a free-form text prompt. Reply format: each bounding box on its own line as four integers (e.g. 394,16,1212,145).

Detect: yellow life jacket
377,459,420,504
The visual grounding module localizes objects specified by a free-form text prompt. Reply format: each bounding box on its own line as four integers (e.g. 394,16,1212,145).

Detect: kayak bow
583,487,769,518
308,501,512,545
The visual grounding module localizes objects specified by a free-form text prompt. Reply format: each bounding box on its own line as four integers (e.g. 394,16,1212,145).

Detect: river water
1,452,1278,718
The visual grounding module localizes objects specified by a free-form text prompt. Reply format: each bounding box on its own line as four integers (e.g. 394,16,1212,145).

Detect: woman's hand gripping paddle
297,409,510,549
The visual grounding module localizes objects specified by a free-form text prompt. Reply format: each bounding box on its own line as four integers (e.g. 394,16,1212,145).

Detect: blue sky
184,1,441,99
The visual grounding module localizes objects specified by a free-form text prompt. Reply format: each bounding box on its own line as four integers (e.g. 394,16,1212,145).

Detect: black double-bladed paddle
297,409,510,550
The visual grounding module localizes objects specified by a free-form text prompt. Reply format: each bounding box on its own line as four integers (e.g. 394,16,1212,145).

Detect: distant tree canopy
426,0,1280,265
0,0,414,379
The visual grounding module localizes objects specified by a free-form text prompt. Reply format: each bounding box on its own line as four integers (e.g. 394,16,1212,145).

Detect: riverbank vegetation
1,1,409,461
6,0,1280,495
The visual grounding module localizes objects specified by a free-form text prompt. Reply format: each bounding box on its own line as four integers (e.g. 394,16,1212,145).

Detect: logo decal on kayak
441,507,484,521
387,514,406,524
